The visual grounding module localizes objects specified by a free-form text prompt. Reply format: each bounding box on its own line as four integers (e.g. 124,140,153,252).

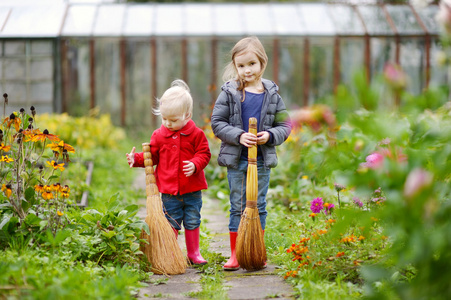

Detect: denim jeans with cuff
162,191,202,230
227,158,271,232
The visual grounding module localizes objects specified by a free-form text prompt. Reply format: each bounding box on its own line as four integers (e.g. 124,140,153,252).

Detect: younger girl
126,79,211,265
211,36,291,271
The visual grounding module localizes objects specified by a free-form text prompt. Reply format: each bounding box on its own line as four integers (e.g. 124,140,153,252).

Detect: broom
140,142,187,275
236,118,267,271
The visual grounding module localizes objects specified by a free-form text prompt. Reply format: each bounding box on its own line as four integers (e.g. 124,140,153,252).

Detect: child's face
234,51,262,85
160,109,189,132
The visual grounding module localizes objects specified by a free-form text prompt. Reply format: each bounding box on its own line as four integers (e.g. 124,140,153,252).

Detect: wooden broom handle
246,118,258,208
142,143,159,196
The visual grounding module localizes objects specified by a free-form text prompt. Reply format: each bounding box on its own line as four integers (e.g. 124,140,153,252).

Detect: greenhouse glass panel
95,39,121,125
260,38,274,83
31,41,52,55
214,5,245,36
271,4,306,36
0,9,11,34
3,59,26,80
328,4,365,35
185,4,213,36
370,37,396,77
298,3,335,36
243,5,273,35
187,38,212,127
340,38,365,85
357,6,394,36
123,5,154,36
31,58,53,80
309,38,334,104
429,38,449,88
62,5,97,36
65,39,91,117
385,5,424,35
399,37,425,94
31,82,53,103
415,5,440,34
215,38,238,92
0,4,65,37
126,40,152,127
156,38,182,100
4,41,25,56
278,38,304,109
93,5,126,37
154,5,183,36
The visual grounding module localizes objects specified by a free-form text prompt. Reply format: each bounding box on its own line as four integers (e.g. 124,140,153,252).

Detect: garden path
133,170,294,299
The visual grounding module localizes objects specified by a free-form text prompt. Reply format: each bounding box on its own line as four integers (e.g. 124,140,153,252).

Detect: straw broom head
140,143,186,275
236,118,267,271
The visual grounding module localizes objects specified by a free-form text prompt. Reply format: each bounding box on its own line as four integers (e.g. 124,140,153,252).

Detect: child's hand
257,131,270,145
126,147,135,168
183,161,196,177
239,132,257,148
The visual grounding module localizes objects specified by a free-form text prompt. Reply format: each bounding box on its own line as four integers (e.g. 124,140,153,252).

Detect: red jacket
133,120,211,195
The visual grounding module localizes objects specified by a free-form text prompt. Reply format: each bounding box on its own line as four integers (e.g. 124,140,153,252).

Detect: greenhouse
0,0,446,127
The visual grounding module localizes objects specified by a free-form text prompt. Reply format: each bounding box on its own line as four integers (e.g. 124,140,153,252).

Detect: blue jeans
162,191,202,230
227,159,271,232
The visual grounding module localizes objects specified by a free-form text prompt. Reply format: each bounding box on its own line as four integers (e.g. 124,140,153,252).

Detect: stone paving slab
133,169,294,299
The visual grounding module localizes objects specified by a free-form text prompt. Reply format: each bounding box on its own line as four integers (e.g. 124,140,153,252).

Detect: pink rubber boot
223,232,239,271
185,227,207,265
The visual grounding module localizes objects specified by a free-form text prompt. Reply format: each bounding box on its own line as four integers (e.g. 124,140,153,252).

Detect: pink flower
324,203,335,215
310,197,324,213
383,62,407,91
364,152,384,169
403,168,433,199
353,197,363,208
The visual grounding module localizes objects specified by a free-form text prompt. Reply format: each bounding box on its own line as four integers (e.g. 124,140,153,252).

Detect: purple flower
353,197,363,208
310,197,324,213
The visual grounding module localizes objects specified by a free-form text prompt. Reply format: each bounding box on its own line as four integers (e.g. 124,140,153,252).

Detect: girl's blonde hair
222,36,268,91
154,79,193,119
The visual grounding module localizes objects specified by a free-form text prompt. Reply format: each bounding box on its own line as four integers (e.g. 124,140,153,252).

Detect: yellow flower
57,211,64,216
301,175,308,180
42,185,54,200
47,140,75,154
1,155,14,163
60,185,70,198
0,143,11,152
46,160,65,171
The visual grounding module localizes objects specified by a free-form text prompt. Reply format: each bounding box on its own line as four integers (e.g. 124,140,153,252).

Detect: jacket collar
221,78,279,96
160,119,196,137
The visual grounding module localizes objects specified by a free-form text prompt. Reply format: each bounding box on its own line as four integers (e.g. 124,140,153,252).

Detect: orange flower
23,128,42,142
336,251,345,258
57,211,64,216
1,184,12,198
31,129,59,142
3,113,21,131
0,143,11,152
46,160,65,171
34,184,44,194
